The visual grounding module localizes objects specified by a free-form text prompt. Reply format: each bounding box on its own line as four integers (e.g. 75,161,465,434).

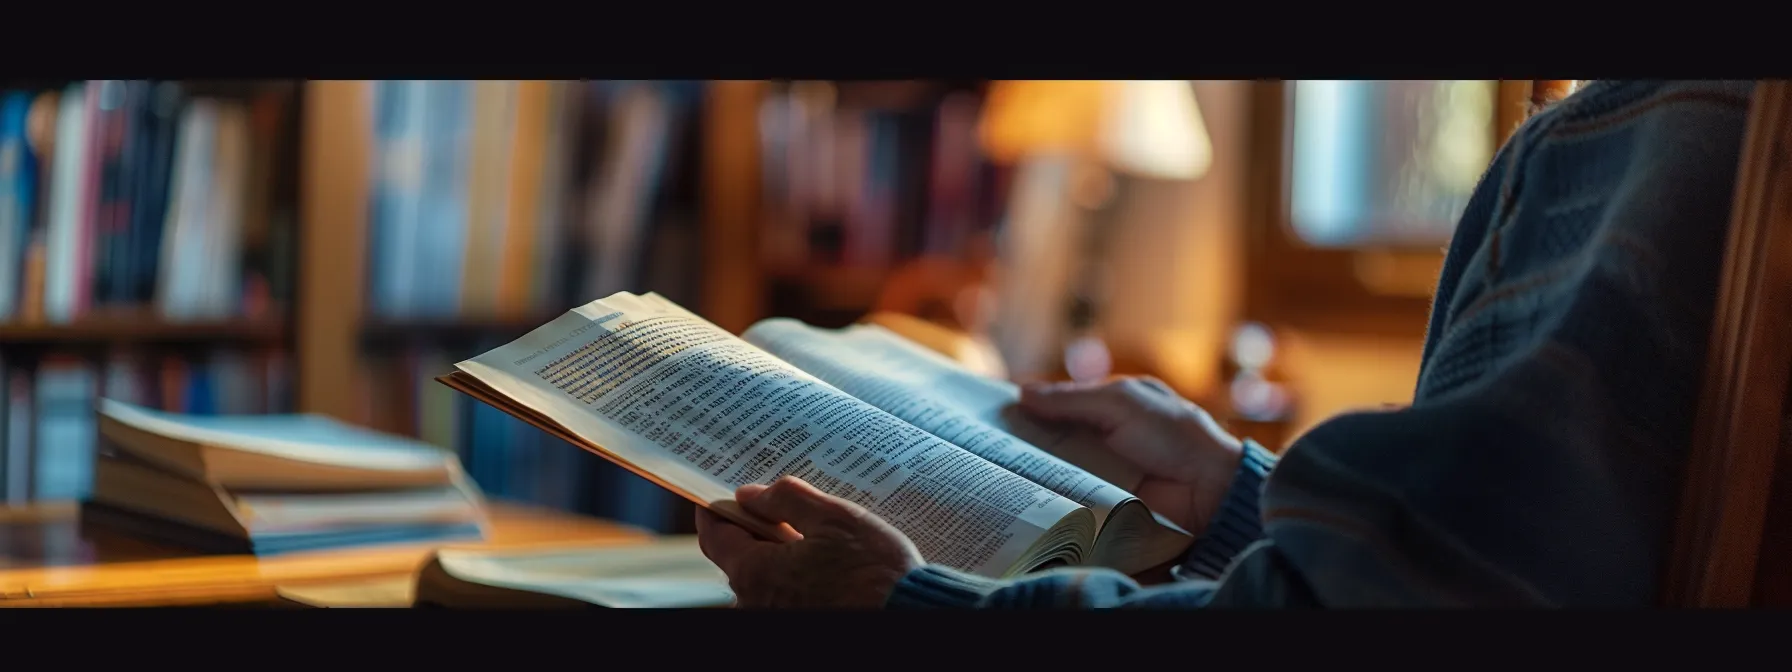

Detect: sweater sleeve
1175,439,1276,580
885,440,1284,609
883,393,1633,609
881,404,1531,609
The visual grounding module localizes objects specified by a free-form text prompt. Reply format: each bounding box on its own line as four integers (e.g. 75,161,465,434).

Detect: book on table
274,536,734,608
414,537,733,608
437,291,1192,580
82,400,488,556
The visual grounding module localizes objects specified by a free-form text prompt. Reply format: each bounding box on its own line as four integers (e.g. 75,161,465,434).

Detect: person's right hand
1018,377,1244,535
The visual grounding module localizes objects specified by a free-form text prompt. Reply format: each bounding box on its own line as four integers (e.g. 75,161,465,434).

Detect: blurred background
0,79,1565,534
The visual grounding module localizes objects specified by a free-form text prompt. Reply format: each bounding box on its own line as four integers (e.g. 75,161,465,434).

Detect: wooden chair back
1661,80,1792,607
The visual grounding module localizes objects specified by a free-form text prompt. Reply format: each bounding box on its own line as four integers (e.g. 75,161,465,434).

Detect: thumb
737,477,858,534
1018,380,1145,432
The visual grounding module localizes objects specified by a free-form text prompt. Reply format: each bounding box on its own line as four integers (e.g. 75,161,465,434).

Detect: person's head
1529,80,1584,117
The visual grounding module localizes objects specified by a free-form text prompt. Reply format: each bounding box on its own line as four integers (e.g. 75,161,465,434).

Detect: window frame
1242,80,1532,337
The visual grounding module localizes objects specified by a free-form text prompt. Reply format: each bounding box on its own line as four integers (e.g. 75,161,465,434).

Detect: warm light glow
977,80,1112,164
1098,80,1211,180
978,80,1211,180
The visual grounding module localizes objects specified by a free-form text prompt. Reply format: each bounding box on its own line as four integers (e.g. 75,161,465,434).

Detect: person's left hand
695,476,924,608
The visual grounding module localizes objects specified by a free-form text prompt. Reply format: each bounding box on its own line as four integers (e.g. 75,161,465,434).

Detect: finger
736,482,804,542
1018,378,1151,432
1138,376,1177,397
738,476,859,533
695,507,773,575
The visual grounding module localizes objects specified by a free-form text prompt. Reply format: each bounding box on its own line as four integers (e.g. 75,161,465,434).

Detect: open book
439,292,1192,579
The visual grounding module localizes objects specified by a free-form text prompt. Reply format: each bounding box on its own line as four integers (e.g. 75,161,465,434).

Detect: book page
233,486,480,532
743,318,1146,525
455,292,1087,577
276,577,417,608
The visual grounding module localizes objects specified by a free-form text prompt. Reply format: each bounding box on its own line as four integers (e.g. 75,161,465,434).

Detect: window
1287,80,1498,247
1243,80,1526,337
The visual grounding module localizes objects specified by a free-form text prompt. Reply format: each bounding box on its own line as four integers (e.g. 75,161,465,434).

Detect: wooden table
0,501,653,607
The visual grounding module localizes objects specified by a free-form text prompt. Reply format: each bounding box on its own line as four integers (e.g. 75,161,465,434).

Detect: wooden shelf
360,316,555,346
0,316,287,345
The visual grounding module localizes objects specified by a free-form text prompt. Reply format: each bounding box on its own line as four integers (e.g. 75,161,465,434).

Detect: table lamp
978,80,1211,382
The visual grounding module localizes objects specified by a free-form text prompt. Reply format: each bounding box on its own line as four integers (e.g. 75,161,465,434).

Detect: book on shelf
274,537,733,608
438,291,1193,580
81,399,487,555
361,80,699,324
0,346,291,504
0,80,296,326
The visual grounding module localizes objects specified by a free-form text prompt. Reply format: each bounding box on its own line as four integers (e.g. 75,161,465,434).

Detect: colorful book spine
0,92,35,320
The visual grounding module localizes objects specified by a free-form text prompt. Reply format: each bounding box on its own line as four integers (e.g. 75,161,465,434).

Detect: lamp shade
977,80,1211,181
976,80,1113,164
1099,80,1211,180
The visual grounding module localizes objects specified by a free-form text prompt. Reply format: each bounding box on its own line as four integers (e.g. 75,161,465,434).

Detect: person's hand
695,476,924,608
1020,377,1245,535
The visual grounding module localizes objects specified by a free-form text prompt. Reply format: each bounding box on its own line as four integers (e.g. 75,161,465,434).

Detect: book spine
422,81,471,317
499,80,547,318
461,80,514,317
238,88,283,318
43,83,87,324
0,354,9,501
380,80,428,318
205,101,249,318
156,99,218,320
183,356,212,415
101,348,148,406
0,92,34,320
365,81,401,316
91,80,139,308
131,82,182,305
71,81,109,318
33,360,96,501
159,353,187,412
20,90,58,324
4,365,34,504
530,80,580,313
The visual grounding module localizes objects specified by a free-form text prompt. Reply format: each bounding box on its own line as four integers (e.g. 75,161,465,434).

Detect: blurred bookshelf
294,79,1009,535
1,78,1006,535
0,78,300,507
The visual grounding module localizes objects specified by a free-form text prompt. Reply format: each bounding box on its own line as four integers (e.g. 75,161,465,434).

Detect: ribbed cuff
885,565,1006,609
1173,439,1276,581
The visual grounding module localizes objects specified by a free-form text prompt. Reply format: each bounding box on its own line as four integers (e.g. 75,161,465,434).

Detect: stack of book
80,399,488,556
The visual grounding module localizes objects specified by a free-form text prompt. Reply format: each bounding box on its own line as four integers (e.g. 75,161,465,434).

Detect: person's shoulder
1527,81,1754,138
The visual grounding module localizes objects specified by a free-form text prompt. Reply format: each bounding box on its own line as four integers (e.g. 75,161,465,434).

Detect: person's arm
884,398,1566,609
887,116,1529,611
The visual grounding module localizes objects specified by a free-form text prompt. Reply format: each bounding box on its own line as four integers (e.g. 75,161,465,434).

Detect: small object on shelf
1220,321,1298,451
